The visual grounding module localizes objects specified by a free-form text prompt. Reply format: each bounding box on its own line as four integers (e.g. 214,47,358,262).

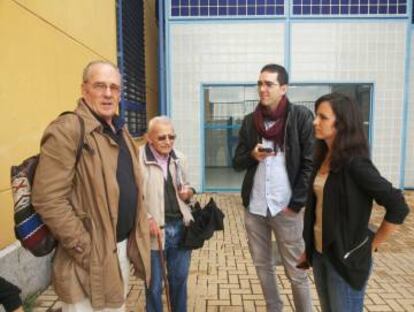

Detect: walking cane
157,232,172,312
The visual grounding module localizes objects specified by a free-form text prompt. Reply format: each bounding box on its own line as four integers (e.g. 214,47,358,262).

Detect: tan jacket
32,100,150,309
138,144,194,250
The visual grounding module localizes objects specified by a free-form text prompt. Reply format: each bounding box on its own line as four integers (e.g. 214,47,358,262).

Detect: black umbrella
181,198,225,250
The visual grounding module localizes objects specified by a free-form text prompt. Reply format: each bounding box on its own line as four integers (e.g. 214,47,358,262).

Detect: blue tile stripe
291,0,407,16
170,0,407,17
171,0,285,16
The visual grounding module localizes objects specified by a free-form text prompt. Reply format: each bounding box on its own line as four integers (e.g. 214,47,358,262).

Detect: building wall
0,0,158,302
0,0,117,248
291,21,407,184
169,22,285,187
167,18,410,190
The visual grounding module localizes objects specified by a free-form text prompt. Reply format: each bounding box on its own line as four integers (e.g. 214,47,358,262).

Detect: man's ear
144,132,152,144
81,83,87,97
281,84,288,96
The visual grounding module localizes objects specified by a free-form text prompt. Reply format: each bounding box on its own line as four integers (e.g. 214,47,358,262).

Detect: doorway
203,83,372,191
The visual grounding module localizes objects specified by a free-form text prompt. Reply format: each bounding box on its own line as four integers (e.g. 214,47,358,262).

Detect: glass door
203,83,372,191
204,85,257,191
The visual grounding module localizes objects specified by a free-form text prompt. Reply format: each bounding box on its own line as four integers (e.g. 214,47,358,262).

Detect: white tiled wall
169,20,408,189
291,22,407,185
169,22,285,189
405,32,414,188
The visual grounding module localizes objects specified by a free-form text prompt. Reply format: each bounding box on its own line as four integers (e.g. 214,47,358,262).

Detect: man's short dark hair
260,64,289,86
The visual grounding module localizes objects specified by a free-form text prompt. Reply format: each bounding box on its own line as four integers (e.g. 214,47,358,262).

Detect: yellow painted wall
144,0,159,121
0,0,117,248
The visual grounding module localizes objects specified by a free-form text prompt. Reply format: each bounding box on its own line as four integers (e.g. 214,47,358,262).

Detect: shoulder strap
59,111,85,165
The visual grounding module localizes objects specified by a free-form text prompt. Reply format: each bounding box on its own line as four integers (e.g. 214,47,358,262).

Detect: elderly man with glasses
233,64,314,312
32,60,150,311
138,116,196,312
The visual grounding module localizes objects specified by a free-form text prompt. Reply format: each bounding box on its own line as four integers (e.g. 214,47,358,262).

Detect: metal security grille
117,0,147,137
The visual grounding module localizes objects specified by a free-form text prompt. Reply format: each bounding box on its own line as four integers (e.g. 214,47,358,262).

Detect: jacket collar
74,99,125,134
144,143,178,165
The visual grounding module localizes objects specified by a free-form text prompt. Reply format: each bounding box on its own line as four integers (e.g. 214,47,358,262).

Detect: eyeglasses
257,80,279,88
91,82,121,94
157,134,176,142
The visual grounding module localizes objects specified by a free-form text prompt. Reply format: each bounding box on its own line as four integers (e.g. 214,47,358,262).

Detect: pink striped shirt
149,145,169,179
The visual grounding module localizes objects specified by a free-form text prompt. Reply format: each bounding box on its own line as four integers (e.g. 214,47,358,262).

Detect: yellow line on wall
12,0,109,60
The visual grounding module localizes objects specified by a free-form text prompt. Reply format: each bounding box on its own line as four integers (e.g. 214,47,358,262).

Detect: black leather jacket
233,101,314,212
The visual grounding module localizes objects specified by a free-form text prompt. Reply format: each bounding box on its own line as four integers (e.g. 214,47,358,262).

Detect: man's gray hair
148,116,173,134
82,60,120,83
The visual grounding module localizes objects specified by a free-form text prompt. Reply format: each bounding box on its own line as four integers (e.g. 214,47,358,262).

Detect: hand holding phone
258,147,273,153
296,261,310,270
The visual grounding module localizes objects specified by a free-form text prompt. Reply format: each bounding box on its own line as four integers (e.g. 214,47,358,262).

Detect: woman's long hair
314,93,369,171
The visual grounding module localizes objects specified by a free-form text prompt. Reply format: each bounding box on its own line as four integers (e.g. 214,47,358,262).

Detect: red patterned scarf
253,96,288,150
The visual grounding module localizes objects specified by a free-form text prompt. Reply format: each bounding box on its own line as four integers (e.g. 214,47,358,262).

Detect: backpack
10,112,85,257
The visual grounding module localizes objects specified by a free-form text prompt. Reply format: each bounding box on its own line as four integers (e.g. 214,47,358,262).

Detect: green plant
23,292,39,312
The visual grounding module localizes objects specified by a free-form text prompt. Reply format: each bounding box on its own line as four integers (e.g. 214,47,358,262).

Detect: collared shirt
249,121,292,217
149,145,169,179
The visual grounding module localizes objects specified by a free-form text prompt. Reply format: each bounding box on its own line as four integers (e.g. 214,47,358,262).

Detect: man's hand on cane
148,217,161,237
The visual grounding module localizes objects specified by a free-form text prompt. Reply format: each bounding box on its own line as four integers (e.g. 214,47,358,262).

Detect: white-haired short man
138,116,195,312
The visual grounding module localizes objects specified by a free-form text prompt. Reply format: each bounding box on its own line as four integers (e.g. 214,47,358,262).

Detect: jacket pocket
343,236,369,260
64,227,92,272
78,215,93,271
342,229,374,268
52,246,91,300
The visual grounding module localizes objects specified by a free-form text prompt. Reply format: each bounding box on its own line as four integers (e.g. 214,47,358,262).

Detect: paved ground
33,192,414,312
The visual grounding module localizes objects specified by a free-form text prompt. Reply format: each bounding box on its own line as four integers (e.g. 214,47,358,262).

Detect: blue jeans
146,220,191,312
312,251,369,312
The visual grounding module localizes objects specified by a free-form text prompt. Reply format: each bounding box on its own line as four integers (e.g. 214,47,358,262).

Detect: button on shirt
249,121,292,217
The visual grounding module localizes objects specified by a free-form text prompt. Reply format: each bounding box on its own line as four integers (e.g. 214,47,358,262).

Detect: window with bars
117,0,147,137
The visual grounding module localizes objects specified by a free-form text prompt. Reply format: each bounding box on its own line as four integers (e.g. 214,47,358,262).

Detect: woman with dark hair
300,93,409,311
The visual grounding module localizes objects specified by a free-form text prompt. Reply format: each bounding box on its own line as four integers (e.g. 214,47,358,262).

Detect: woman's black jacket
232,101,314,212
303,156,409,289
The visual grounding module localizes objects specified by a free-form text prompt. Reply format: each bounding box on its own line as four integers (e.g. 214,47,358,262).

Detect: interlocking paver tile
383,299,405,311
32,192,414,312
366,304,393,311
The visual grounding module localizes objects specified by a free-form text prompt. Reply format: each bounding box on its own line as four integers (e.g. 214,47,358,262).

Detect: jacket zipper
343,236,369,260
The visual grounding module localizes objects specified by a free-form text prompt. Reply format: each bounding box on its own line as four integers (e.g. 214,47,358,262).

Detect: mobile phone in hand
258,147,273,153
296,261,310,270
